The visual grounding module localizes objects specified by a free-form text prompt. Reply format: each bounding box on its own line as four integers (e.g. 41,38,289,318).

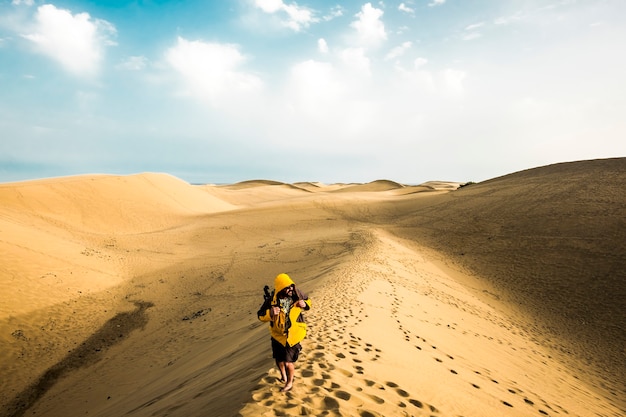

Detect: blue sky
1,0,624,184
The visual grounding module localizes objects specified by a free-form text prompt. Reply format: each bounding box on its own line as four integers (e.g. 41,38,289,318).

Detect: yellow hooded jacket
258,273,311,347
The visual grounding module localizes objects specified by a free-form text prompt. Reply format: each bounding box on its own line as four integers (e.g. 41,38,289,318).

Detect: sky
1,0,625,184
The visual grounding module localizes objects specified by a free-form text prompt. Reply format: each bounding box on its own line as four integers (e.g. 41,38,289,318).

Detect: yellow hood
274,273,294,292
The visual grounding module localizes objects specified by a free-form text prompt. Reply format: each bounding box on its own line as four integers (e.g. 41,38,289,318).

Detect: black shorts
271,338,301,363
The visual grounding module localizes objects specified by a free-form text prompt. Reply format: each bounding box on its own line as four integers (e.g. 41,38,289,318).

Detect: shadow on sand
3,300,154,417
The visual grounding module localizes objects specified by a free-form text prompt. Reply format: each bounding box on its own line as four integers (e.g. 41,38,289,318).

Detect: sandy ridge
238,230,620,417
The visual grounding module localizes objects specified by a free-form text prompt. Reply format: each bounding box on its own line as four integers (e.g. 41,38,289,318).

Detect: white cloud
350,3,387,48
289,60,336,95
285,59,343,120
398,3,415,15
465,22,485,31
462,32,482,41
279,57,380,148
340,47,371,77
396,25,410,35
463,22,484,40
12,0,34,5
21,4,116,77
394,62,435,93
117,56,148,71
413,57,428,68
255,0,283,13
428,0,446,7
441,68,466,95
323,5,344,21
393,60,466,97
385,41,412,61
494,10,526,26
253,0,318,31
165,37,262,105
318,38,329,53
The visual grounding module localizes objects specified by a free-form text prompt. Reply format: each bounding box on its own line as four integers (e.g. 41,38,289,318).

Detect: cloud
462,32,482,41
394,62,435,93
393,60,466,98
318,38,329,53
323,5,344,21
494,12,525,25
20,4,116,77
12,0,34,5
428,0,446,7
465,22,485,31
413,57,428,68
385,41,412,61
284,59,344,121
117,56,148,71
255,0,283,13
165,37,262,105
398,3,415,15
441,68,466,95
339,47,371,77
279,57,381,151
395,25,410,35
253,0,318,31
462,21,484,41
350,3,387,48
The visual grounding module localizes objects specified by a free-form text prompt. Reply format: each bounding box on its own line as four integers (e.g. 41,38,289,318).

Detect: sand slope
386,158,626,401
0,173,236,316
0,159,624,417
240,229,621,417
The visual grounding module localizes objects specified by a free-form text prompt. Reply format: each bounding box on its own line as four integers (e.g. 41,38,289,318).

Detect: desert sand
0,158,624,417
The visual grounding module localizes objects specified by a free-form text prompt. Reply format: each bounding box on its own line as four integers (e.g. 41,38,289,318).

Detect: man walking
258,273,311,392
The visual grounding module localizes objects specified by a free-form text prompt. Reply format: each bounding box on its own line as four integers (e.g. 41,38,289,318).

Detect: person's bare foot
281,383,293,392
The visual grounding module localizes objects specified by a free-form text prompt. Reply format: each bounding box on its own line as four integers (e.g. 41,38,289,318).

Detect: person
257,273,311,392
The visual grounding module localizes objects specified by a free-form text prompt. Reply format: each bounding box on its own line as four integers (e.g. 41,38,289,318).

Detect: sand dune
220,179,288,189
0,173,235,233
0,173,235,316
387,158,626,400
0,158,624,417
330,180,405,193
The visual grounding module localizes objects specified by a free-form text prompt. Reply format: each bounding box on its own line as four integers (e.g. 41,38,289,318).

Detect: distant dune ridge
0,158,624,417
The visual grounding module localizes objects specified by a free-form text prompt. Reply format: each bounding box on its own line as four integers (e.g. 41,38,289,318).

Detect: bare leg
281,362,295,392
277,361,287,382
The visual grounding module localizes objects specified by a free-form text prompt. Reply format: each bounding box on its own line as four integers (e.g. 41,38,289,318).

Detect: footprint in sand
368,394,385,404
359,411,380,417
251,391,273,402
396,388,410,398
243,275,449,417
335,390,351,401
312,378,325,386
